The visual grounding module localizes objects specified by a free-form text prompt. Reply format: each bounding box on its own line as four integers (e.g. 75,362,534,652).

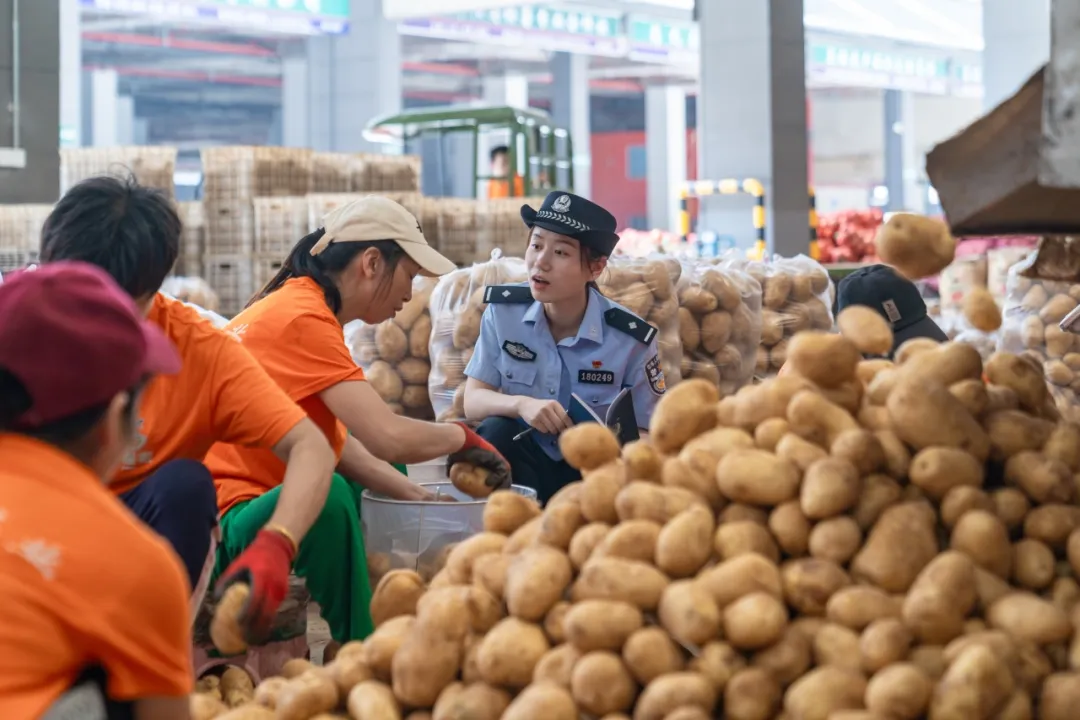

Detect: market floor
307,606,332,664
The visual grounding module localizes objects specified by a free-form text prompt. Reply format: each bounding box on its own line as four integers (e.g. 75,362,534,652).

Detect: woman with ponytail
205,196,511,650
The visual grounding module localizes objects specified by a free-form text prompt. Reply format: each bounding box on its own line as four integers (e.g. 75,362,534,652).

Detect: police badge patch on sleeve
645,354,666,395
502,340,537,362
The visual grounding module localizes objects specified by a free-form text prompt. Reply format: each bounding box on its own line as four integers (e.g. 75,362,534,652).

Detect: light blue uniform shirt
464,283,667,461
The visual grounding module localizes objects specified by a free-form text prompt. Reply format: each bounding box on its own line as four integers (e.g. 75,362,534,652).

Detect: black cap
521,191,620,257
836,264,948,353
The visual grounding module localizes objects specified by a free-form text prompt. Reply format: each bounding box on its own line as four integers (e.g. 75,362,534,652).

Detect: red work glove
447,422,512,490
214,528,296,646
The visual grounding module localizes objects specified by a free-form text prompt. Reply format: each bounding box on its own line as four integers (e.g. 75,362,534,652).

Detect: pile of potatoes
204,295,1080,718
998,268,1080,424
935,311,1001,362
725,255,834,379
428,257,529,421
347,276,439,419
676,262,762,395
596,258,685,388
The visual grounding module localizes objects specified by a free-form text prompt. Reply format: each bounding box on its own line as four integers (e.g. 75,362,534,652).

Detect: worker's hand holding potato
211,527,297,651
446,422,512,491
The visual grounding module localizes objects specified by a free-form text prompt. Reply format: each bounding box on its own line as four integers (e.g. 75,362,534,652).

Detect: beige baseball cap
309,195,457,277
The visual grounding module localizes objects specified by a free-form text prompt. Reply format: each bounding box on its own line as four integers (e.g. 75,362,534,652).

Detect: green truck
364,105,575,198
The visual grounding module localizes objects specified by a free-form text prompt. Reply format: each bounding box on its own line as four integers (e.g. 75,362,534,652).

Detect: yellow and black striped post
808,186,820,260
677,178,767,257
678,186,691,241
676,179,818,260
741,179,766,259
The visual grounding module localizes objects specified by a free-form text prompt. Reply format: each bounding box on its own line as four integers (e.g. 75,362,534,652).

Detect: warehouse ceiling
77,0,986,146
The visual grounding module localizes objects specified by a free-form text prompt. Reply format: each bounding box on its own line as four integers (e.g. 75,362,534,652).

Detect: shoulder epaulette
484,285,534,304
604,307,657,344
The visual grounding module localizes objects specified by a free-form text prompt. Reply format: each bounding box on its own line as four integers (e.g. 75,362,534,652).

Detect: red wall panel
590,109,813,232
590,130,698,230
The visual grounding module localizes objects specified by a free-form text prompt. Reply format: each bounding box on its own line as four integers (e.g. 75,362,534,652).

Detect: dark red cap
0,261,181,427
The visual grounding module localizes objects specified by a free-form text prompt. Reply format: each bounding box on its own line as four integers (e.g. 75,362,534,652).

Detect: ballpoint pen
512,426,535,442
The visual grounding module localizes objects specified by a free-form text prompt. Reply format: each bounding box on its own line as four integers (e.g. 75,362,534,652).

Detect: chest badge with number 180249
579,369,615,385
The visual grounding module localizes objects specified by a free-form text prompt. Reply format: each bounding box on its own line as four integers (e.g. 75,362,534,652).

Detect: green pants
214,465,406,644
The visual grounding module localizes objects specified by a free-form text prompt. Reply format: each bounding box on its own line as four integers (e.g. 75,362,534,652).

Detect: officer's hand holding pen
515,397,572,439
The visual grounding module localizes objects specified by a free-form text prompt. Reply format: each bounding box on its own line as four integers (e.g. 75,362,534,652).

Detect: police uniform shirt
464,283,667,461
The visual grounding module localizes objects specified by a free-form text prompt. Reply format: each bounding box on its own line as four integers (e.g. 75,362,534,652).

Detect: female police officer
462,191,666,503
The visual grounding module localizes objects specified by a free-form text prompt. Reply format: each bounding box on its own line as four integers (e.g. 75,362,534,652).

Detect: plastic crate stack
252,196,309,294
312,152,354,193
60,147,178,198
352,153,422,193
0,204,53,273
305,190,425,240
173,201,205,277
432,197,543,266
251,190,426,300
477,197,546,260
200,147,313,315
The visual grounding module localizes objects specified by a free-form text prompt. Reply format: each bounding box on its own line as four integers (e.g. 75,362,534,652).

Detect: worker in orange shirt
39,176,338,644
205,195,512,645
0,261,193,720
487,145,525,198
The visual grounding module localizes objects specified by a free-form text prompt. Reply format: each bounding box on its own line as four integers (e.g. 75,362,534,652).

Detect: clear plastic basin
361,482,538,585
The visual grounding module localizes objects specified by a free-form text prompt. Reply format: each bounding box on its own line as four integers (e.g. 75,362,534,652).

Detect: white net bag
596,256,684,388
428,252,528,421
344,275,439,419
997,239,1078,421
724,254,834,378
676,261,763,393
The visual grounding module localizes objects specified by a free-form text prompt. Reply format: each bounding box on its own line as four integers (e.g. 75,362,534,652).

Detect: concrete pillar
482,74,529,108
268,109,283,146
885,90,925,214
115,95,135,146
59,0,80,148
882,90,904,212
280,53,309,147
306,0,401,153
697,0,810,256
550,52,591,198
0,0,60,202
132,117,149,145
645,84,687,233
899,91,923,214
982,0,1050,111
89,69,119,147
306,38,333,153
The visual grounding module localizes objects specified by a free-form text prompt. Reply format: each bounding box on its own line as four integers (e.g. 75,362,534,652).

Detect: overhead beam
384,0,530,20
84,53,281,77
82,31,276,56
83,64,282,87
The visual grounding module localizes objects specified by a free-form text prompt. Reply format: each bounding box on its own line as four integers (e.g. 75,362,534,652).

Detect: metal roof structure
76,0,990,150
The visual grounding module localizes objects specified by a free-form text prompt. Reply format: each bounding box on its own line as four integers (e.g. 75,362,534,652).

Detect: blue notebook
567,388,641,446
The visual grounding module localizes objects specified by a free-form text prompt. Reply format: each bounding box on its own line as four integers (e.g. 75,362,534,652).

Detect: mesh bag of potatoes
429,253,528,421
676,261,763,394
724,255,833,378
936,312,1001,363
203,301,1080,719
596,256,685,388
344,276,439,420
997,237,1080,423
